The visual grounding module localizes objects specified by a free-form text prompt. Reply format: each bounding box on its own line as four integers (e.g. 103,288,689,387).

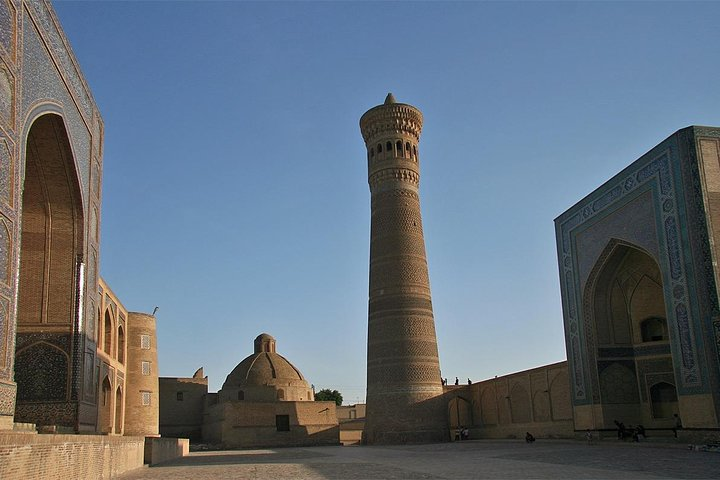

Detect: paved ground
120,440,720,479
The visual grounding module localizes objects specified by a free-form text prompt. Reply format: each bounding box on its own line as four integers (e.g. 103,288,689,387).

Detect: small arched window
277,389,285,400
396,140,403,157
238,390,244,401
406,142,411,153
377,143,382,153
641,317,667,342
386,141,392,153
413,145,417,158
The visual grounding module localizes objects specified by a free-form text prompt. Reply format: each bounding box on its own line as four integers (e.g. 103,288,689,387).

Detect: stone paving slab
119,440,720,479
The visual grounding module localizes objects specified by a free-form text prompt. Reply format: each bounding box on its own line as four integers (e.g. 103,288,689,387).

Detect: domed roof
221,333,308,390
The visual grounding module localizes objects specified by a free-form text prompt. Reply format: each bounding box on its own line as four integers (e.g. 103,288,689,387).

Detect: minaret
360,94,446,444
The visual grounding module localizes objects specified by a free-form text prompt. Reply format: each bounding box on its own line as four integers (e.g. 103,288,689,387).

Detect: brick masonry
0,433,145,479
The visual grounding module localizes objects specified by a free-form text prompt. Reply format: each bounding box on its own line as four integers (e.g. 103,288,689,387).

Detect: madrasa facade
0,0,163,437
0,0,719,460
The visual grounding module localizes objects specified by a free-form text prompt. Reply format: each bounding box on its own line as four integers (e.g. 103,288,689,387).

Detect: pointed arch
114,386,123,434
509,383,531,423
99,375,112,434
583,239,673,427
448,395,473,429
117,325,125,364
104,309,112,354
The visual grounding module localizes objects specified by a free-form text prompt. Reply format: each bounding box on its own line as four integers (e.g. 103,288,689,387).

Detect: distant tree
314,388,343,406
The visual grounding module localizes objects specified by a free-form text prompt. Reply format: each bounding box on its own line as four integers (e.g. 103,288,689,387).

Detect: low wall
144,437,189,465
0,433,145,480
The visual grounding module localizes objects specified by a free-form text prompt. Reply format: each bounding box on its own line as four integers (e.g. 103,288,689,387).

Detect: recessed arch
509,383,531,423
480,388,497,425
650,382,678,419
17,113,84,326
584,239,674,428
114,386,123,434
99,375,112,434
104,309,112,354
117,325,125,364
448,395,472,429
641,317,667,342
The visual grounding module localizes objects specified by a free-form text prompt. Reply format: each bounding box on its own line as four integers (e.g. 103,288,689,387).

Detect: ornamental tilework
26,0,92,120
0,61,13,127
0,381,15,415
21,13,91,205
0,138,12,206
0,216,9,285
0,0,13,56
0,295,6,369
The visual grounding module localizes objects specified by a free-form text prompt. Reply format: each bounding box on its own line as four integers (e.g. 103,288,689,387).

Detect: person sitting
525,432,535,443
634,424,645,442
461,427,469,440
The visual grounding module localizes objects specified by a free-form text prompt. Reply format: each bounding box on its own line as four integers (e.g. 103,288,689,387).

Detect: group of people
455,426,470,441
613,415,682,442
613,420,646,442
441,377,472,386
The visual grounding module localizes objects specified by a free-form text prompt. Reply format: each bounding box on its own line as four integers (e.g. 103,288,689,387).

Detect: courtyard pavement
119,440,720,479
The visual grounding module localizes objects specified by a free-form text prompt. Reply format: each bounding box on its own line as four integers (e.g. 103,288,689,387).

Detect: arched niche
17,113,84,327
448,396,472,429
99,375,112,434
114,387,123,434
585,240,675,427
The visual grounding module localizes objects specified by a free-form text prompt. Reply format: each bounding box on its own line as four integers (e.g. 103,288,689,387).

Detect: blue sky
54,1,720,402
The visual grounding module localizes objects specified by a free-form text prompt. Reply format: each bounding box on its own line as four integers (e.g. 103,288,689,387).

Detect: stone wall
0,433,144,480
445,362,574,440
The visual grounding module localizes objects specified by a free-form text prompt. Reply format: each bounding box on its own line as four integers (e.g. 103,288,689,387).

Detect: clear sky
54,0,720,402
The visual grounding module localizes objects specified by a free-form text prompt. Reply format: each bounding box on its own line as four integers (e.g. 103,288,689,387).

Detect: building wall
555,127,720,435
203,401,339,448
0,0,105,431
444,362,574,440
159,370,207,440
95,278,128,435
337,403,366,422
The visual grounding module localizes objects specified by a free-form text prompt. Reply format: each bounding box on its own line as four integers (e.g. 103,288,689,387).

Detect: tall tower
360,94,446,444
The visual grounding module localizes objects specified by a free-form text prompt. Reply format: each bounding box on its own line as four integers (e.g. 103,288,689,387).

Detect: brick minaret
360,94,446,444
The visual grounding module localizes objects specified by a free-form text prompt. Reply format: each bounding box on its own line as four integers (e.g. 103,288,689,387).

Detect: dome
219,333,313,402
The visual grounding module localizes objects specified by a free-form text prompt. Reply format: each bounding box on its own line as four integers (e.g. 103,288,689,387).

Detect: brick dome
219,333,313,402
